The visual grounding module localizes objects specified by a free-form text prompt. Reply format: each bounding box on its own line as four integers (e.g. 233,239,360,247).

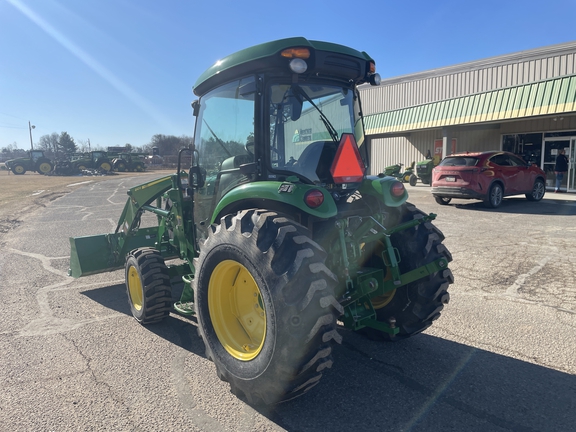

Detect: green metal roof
364,74,576,136
193,37,374,96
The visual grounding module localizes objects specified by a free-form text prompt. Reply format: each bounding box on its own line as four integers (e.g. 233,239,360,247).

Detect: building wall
368,114,576,175
361,42,576,115
363,42,576,175
369,128,501,175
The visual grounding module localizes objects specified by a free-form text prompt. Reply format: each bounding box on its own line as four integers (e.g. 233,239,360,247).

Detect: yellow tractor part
208,260,266,361
127,265,144,311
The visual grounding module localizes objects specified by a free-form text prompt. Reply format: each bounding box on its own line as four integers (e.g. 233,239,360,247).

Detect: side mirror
189,165,205,189
288,94,302,121
191,100,200,117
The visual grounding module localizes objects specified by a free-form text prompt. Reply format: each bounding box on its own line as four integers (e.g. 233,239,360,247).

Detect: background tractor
110,153,147,172
415,151,441,185
69,38,454,406
72,151,113,173
5,150,53,175
383,161,417,185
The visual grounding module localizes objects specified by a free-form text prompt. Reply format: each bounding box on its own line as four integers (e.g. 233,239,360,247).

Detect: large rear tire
36,161,53,174
195,209,343,406
99,161,112,172
125,248,172,324
362,203,454,341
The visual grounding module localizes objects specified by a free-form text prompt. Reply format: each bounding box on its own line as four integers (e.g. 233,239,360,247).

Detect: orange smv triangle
330,133,365,183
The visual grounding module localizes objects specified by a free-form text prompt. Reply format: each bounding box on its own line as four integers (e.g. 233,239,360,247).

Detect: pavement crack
504,256,552,297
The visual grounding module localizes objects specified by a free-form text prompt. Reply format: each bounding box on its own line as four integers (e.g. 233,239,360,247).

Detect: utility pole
28,121,35,150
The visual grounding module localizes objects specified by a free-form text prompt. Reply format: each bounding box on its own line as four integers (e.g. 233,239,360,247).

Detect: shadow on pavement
271,332,576,432
80,283,574,432
449,197,576,215
80,281,206,358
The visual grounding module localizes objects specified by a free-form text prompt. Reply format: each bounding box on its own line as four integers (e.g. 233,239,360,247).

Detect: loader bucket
69,234,124,278
69,227,161,278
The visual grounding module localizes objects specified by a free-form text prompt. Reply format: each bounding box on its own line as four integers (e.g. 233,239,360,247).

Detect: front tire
125,248,172,324
409,174,417,186
526,178,545,201
362,204,454,341
195,209,342,406
12,164,26,175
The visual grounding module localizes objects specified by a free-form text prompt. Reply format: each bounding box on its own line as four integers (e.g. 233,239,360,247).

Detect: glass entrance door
569,138,576,192
543,138,573,191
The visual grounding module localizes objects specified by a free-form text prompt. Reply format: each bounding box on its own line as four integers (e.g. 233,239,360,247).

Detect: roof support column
442,127,452,159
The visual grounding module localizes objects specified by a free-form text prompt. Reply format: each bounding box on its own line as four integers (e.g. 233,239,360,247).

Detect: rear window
439,157,479,167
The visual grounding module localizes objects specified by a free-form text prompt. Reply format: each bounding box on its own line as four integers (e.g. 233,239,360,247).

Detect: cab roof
193,37,374,96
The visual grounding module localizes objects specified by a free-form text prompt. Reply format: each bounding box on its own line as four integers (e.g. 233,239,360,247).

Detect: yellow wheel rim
127,266,143,311
101,162,111,171
371,266,396,309
364,240,397,309
208,260,265,361
38,163,51,173
78,165,86,170
371,288,397,309
14,166,25,174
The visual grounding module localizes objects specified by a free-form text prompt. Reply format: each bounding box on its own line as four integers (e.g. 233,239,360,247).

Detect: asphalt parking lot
1,174,575,431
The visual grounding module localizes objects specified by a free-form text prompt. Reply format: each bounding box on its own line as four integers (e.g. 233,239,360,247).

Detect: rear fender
211,181,337,223
359,176,408,207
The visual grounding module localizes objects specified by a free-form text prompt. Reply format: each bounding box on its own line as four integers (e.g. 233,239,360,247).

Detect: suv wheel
484,183,503,208
434,196,451,205
526,179,545,201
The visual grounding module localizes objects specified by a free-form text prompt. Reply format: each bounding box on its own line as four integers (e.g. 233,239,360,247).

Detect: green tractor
69,38,453,406
415,152,440,185
110,153,147,172
72,151,113,173
383,161,417,185
5,150,54,175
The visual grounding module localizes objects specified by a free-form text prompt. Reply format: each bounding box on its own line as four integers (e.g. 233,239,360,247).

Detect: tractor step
174,301,195,316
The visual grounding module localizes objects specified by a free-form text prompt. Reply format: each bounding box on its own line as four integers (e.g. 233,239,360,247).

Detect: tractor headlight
289,58,308,74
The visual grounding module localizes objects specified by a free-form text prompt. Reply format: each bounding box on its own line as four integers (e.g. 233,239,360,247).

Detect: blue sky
1,0,575,150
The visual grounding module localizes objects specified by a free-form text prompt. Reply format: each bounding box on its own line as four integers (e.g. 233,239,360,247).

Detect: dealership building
359,41,576,192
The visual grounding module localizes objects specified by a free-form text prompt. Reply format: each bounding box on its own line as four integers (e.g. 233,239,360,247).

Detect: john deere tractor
110,153,147,172
72,151,112,173
69,38,453,406
5,150,53,175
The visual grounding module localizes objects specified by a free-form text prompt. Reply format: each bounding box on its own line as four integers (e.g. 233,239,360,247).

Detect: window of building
501,133,543,164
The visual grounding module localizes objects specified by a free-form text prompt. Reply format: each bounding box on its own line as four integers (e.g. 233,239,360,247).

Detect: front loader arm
69,174,192,278
114,175,174,234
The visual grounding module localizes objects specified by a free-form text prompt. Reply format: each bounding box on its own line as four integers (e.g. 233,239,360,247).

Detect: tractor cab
30,150,46,162
190,38,381,238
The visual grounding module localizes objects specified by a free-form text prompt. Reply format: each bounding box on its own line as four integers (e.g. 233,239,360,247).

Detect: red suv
431,151,546,208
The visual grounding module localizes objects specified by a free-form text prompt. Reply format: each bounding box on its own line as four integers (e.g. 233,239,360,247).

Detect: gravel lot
1,174,575,431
